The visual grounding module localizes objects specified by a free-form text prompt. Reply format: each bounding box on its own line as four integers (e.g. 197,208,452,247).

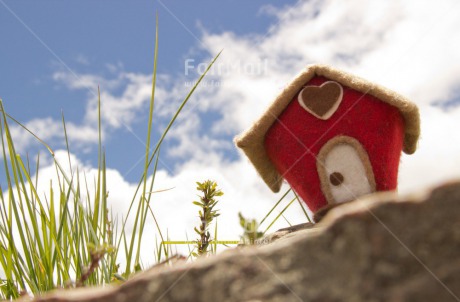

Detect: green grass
0,19,221,299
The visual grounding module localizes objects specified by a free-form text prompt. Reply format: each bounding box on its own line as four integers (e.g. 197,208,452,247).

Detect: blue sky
1,0,295,183
2,0,460,260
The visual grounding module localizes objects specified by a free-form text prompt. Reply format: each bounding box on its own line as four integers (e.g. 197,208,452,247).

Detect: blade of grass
135,147,161,265
124,17,160,275
263,197,297,234
61,111,73,176
213,218,218,254
259,188,291,227
120,35,222,273
92,87,103,236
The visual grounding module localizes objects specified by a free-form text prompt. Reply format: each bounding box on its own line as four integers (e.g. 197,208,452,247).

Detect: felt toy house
235,64,420,214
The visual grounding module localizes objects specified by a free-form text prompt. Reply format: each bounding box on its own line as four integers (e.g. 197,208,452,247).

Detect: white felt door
317,136,376,204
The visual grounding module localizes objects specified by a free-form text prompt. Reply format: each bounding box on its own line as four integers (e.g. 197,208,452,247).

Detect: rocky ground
15,181,460,302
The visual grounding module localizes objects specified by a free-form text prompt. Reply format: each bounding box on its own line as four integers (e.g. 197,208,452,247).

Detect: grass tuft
0,18,221,299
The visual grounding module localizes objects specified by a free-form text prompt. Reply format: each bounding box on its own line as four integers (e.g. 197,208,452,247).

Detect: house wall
264,76,405,212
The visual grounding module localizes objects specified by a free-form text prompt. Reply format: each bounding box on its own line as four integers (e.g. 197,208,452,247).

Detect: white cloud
195,0,460,130
7,70,175,155
8,117,63,151
6,117,99,155
75,54,90,66
53,71,162,129
398,104,460,193
190,0,460,193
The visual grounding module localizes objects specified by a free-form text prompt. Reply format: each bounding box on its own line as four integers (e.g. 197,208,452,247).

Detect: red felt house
235,64,420,216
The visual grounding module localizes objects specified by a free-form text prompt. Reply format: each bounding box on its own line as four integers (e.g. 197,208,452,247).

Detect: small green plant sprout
192,180,223,257
238,212,264,245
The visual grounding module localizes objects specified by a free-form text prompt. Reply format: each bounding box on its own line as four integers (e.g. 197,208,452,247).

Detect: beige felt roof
234,64,420,193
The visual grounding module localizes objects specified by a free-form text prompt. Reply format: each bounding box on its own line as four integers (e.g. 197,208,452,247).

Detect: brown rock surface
17,181,460,302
